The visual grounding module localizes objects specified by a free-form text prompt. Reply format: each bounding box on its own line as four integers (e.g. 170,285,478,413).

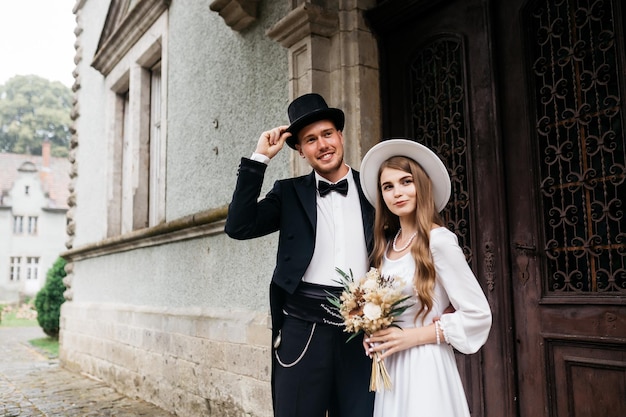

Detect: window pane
10,257,21,281
527,0,625,294
13,216,23,234
28,216,38,234
149,63,163,227
26,257,39,280
409,36,474,265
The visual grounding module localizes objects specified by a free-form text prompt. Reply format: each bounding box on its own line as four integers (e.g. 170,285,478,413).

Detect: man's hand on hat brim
255,125,292,160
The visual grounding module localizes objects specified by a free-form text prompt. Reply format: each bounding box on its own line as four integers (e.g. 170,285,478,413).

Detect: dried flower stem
370,352,392,392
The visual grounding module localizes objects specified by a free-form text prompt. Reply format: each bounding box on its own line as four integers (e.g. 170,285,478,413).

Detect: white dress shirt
301,168,369,286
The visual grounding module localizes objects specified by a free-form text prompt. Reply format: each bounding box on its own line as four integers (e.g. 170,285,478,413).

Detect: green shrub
34,257,67,338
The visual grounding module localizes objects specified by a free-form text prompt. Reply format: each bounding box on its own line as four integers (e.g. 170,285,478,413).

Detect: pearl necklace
392,228,417,252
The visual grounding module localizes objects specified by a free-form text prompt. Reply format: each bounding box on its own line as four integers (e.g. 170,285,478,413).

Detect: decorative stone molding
265,3,339,48
91,0,170,76
209,0,260,32
62,261,74,301
64,0,87,301
62,205,228,262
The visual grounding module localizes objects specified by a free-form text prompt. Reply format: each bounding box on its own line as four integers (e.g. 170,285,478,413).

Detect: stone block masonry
60,302,273,417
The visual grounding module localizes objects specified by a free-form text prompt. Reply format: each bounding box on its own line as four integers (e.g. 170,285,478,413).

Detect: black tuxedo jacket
224,157,375,336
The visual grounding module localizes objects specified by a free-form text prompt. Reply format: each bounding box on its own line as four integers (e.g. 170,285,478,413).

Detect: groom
225,93,375,417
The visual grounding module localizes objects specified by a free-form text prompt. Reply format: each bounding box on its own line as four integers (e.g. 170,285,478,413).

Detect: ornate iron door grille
409,35,473,265
527,0,625,294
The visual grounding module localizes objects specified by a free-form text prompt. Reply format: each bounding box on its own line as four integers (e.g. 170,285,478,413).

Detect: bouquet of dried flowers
326,267,413,391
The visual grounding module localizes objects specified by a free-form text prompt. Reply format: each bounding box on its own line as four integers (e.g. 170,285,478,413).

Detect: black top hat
285,93,345,149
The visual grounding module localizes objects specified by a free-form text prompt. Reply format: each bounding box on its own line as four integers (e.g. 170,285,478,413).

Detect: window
148,61,164,227
9,257,21,281
409,36,472,264
27,216,38,235
102,10,167,236
13,216,23,234
25,257,39,280
527,0,625,293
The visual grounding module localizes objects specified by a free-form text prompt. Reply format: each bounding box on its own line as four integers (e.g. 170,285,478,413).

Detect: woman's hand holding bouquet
326,267,413,391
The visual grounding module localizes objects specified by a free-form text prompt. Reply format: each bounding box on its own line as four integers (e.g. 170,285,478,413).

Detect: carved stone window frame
92,0,170,77
99,9,169,236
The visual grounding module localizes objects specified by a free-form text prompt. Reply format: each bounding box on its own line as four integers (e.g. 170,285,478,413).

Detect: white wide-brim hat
359,139,451,212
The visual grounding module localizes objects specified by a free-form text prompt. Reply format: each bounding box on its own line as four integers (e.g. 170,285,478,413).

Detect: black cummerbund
283,282,344,325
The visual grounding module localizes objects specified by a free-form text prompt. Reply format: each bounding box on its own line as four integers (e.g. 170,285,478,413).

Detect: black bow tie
318,179,349,197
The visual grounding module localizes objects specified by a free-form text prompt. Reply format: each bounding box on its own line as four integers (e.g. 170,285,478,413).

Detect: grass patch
0,310,38,327
29,337,59,358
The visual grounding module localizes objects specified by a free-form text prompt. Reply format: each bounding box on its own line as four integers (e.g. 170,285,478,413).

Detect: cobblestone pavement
0,327,175,417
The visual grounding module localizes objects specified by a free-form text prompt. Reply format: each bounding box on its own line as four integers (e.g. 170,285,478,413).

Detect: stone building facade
62,1,626,416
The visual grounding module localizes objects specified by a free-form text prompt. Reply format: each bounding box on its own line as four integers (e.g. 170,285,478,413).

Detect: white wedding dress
373,227,492,417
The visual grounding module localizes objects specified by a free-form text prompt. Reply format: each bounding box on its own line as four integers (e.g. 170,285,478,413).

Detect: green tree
35,257,67,338
0,75,71,157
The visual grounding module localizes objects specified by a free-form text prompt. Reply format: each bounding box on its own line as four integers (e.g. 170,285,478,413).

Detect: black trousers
273,315,375,417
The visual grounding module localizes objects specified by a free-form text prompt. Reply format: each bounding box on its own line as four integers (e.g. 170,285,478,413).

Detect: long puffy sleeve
431,227,492,354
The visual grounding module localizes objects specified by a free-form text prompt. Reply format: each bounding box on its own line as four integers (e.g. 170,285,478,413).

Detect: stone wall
61,302,272,416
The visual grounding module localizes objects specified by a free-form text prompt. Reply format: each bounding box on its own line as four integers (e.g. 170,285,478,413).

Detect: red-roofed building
0,141,70,303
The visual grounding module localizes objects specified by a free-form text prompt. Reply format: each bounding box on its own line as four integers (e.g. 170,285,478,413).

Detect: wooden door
367,0,626,415
367,1,516,416
496,0,626,416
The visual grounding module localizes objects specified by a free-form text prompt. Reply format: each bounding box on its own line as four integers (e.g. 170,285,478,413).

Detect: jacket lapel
353,170,375,254
294,171,317,228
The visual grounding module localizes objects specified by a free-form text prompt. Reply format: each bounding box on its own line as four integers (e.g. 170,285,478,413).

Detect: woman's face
379,167,417,218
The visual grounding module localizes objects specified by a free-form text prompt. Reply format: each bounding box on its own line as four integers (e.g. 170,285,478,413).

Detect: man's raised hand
255,125,291,159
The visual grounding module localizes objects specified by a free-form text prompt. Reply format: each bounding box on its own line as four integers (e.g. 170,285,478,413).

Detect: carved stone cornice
209,0,260,32
266,2,339,48
91,0,170,76
61,206,228,262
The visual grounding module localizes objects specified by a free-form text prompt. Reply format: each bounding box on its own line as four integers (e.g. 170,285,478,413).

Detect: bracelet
435,321,441,345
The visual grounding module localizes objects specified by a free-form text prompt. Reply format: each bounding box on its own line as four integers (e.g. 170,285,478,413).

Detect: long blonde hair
370,156,444,322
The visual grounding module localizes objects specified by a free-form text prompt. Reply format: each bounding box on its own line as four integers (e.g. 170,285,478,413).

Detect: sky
0,0,77,87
